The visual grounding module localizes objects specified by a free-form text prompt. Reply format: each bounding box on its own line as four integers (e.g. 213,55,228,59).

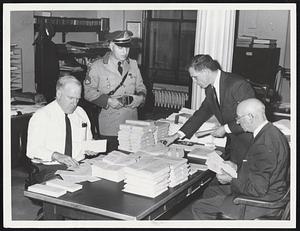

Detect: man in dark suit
162,54,255,167
189,98,290,219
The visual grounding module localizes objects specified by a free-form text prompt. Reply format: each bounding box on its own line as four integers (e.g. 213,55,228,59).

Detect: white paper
81,139,107,153
205,151,237,178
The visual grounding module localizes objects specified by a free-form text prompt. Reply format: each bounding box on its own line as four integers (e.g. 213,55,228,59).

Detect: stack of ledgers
117,120,156,152
91,151,139,182
155,155,190,188
123,156,171,198
153,120,170,143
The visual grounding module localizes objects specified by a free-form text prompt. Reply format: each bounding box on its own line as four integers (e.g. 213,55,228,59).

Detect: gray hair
56,75,81,91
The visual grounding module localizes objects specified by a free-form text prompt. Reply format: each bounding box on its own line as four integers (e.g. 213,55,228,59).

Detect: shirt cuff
177,130,186,139
224,124,231,133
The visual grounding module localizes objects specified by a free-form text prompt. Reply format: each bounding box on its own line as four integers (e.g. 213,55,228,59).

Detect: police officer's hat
105,30,133,47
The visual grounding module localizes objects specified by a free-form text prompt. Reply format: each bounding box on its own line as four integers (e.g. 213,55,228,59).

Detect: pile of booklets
91,151,138,182
236,35,256,47
27,178,83,198
156,155,190,188
123,156,171,198
118,120,156,152
153,121,170,143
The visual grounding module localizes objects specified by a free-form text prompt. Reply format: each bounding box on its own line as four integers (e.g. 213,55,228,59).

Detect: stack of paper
28,184,67,197
153,121,170,143
118,121,156,152
139,143,169,156
102,150,138,166
123,157,170,198
187,146,220,164
156,155,190,188
45,179,82,192
55,163,100,183
91,161,126,182
189,163,208,175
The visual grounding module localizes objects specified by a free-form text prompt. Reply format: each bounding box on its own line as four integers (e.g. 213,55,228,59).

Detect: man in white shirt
26,75,97,183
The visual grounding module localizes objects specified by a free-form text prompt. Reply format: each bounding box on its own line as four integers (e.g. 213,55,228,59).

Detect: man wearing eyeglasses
189,98,290,219
162,54,255,168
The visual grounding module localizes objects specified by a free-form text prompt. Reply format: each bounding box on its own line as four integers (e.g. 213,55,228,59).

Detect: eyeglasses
235,113,250,123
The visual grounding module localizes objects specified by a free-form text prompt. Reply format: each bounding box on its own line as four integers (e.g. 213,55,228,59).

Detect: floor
11,166,41,220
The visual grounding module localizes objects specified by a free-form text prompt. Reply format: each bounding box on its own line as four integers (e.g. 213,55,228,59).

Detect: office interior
7,8,293,223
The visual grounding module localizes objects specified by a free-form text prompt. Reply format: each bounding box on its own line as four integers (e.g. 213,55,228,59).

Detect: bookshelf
10,45,23,91
34,16,110,42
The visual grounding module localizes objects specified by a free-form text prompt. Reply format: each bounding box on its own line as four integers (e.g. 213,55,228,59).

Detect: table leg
43,202,63,220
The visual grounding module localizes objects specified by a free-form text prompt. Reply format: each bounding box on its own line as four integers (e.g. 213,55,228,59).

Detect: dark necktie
211,85,220,108
64,114,72,156
118,61,123,76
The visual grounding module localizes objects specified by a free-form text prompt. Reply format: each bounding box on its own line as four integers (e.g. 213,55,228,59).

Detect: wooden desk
24,169,214,220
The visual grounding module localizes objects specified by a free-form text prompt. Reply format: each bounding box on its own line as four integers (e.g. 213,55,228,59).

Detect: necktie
118,61,123,76
64,114,72,156
211,85,220,108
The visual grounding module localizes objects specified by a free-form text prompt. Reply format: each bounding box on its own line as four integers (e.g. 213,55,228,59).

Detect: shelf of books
10,44,22,91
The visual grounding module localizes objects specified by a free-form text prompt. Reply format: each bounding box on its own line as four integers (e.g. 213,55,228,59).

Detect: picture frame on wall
126,21,141,38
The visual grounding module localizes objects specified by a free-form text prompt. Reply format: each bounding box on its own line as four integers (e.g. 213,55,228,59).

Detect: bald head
236,98,267,132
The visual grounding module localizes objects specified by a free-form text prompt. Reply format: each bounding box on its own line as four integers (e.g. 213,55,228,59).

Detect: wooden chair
233,187,290,220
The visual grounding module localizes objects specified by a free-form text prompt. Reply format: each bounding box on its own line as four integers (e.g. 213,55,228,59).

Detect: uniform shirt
26,100,93,162
83,52,147,136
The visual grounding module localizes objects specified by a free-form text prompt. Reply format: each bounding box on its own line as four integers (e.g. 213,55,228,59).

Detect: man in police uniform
83,30,146,152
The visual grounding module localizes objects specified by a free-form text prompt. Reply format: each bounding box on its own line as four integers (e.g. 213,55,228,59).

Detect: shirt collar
253,120,268,138
213,69,221,88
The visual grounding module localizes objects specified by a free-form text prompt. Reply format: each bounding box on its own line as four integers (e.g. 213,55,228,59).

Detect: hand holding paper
205,152,237,178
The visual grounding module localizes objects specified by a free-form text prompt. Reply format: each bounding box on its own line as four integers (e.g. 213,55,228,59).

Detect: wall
238,10,290,68
10,10,142,92
10,11,35,92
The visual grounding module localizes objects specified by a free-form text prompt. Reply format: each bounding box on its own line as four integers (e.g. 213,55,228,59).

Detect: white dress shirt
26,100,93,162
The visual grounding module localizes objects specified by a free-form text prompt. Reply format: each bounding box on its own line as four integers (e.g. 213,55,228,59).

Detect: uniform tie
118,61,123,76
64,113,72,156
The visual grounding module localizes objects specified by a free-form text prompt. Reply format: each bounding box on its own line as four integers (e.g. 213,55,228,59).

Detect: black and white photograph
3,2,296,229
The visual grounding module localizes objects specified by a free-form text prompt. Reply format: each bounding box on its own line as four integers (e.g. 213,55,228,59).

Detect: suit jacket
180,71,255,165
231,122,290,201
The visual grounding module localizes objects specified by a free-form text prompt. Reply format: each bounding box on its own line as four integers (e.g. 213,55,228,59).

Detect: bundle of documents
189,163,208,175
153,120,170,143
139,143,169,156
45,179,82,192
55,163,100,183
156,155,190,188
92,161,125,182
91,150,138,182
123,157,170,198
187,146,221,164
205,151,237,178
102,150,138,166
28,184,67,198
118,120,156,152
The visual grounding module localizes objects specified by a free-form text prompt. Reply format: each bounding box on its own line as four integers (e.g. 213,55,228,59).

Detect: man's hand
84,150,98,156
216,171,233,184
52,152,79,168
216,160,237,184
211,125,226,138
127,95,144,108
107,97,123,109
160,133,180,146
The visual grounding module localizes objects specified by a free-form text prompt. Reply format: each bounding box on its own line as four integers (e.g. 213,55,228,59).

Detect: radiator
152,83,189,109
